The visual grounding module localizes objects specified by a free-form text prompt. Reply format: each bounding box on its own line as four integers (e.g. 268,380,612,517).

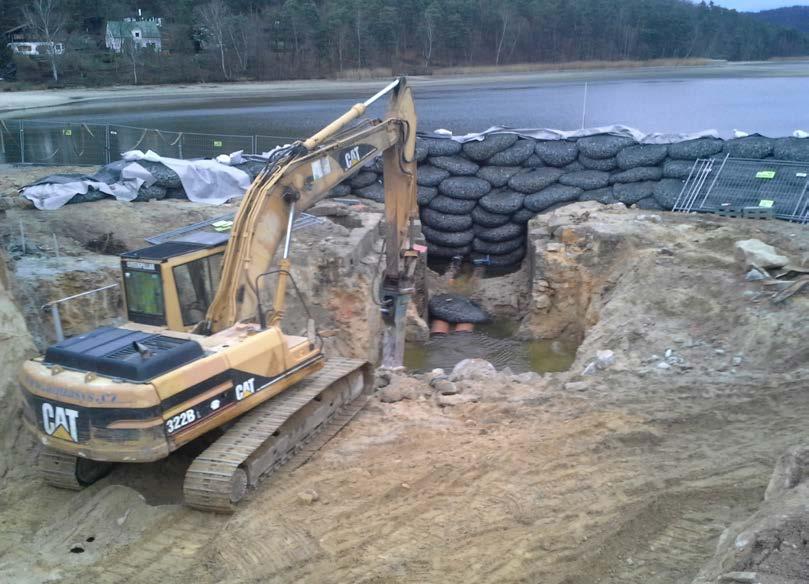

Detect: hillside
752,5,809,34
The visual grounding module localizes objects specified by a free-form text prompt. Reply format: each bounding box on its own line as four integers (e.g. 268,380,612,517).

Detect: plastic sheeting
431,124,720,144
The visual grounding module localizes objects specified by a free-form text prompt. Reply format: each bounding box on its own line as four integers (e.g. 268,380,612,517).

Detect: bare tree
195,0,230,80
121,37,141,84
21,0,65,82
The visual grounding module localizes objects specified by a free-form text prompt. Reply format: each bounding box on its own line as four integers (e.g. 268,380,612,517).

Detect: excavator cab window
173,252,224,326
123,269,165,325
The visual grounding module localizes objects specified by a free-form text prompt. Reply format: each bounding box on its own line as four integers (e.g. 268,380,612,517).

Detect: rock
636,197,665,210
563,160,585,171
471,205,511,227
523,184,583,212
328,182,352,198
427,243,471,258
417,164,451,187
596,350,615,369
421,208,473,231
478,189,525,214
652,178,685,209
662,159,696,179
765,444,809,501
667,138,724,160
559,170,610,190
437,393,480,407
430,155,480,176
635,213,662,223
657,362,671,370
462,134,519,161
610,166,663,183
379,386,404,403
417,186,438,206
421,137,463,157
473,222,523,242
429,293,489,324
511,371,542,384
375,368,392,388
508,167,564,194
438,176,492,200
414,139,429,162
564,381,589,391
614,181,656,204
488,139,536,165
421,225,474,247
734,239,789,269
476,166,522,188
522,154,545,168
745,268,767,281
472,236,524,255
428,195,477,215
297,489,319,504
425,368,447,386
723,136,773,159
350,171,378,189
579,186,616,204
577,135,636,159
449,358,497,381
134,184,167,201
406,303,429,342
578,154,618,171
511,208,538,224
616,144,668,169
137,161,182,188
433,379,460,395
356,182,385,203
773,137,809,162
535,140,579,167
471,246,525,266
717,572,757,584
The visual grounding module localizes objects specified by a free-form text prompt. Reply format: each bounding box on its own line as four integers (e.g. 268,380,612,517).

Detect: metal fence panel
110,125,182,159
0,120,22,164
18,120,109,165
255,135,295,155
180,132,253,159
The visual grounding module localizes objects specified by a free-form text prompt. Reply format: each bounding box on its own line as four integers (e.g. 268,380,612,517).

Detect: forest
2,0,809,86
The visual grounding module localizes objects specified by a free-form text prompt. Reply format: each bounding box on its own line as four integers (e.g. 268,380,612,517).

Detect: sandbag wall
340,133,809,268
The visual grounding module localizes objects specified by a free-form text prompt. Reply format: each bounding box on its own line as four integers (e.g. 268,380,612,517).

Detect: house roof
106,20,160,40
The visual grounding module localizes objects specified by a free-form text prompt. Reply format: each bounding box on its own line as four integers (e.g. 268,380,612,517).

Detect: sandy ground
1,170,809,582
3,60,809,117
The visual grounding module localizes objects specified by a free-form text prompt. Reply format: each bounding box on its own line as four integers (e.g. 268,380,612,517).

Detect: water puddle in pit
404,320,578,374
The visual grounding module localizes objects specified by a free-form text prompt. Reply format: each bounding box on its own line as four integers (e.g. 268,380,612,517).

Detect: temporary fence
0,119,296,165
674,156,809,223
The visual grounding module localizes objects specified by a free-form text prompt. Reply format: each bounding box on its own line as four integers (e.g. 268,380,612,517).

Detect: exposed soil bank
1,172,809,582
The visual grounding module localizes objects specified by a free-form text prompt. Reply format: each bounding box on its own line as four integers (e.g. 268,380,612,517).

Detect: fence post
178,135,183,159
19,120,24,164
252,135,257,155
105,124,111,164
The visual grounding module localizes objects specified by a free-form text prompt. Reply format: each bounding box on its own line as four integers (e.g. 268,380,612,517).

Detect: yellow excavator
17,78,419,512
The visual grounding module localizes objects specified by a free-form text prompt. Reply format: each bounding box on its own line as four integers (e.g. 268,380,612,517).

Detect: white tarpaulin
431,124,721,144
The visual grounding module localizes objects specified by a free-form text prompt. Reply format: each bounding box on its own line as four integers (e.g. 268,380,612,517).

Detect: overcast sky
712,0,808,11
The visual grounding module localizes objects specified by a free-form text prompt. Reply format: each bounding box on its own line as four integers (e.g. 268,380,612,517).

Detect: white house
105,18,161,53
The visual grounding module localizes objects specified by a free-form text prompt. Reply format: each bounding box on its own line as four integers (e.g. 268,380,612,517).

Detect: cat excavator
17,78,419,512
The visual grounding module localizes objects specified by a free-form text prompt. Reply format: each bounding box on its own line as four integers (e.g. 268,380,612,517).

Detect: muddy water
404,320,578,374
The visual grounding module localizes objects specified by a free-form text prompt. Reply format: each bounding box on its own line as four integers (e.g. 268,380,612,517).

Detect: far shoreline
3,58,809,119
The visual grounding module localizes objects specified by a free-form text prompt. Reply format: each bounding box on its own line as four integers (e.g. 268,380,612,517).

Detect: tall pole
581,82,588,130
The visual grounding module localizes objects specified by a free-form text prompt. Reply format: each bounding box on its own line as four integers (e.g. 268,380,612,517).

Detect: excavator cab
120,242,227,332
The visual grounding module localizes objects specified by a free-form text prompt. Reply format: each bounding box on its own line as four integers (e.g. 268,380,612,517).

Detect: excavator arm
205,78,418,365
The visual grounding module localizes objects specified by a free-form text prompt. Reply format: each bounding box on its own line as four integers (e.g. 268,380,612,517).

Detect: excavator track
183,357,372,512
38,449,114,490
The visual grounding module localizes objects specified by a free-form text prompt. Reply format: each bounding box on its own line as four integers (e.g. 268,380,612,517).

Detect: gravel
773,137,809,162
522,154,545,168
511,208,538,223
523,184,583,212
428,195,477,214
508,167,564,193
417,186,438,206
426,242,472,258
476,166,522,187
579,186,616,204
723,136,774,159
613,181,656,204
462,134,519,161
473,222,523,242
429,293,489,324
328,183,352,198
559,170,610,190
577,135,636,159
653,178,686,209
137,161,182,188
636,196,666,210
438,176,492,200
430,155,479,176
579,155,618,171
472,246,526,267
471,205,512,227
414,140,429,162
422,225,475,247
610,166,663,183
71,188,108,204
134,184,167,201
164,187,187,199
472,236,525,254
488,139,535,165
563,160,585,171
355,182,385,202
478,189,525,214
663,159,696,179
417,165,451,187
421,137,463,157
421,208,474,231
534,140,579,166
667,138,724,160
616,144,668,169
350,171,378,189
